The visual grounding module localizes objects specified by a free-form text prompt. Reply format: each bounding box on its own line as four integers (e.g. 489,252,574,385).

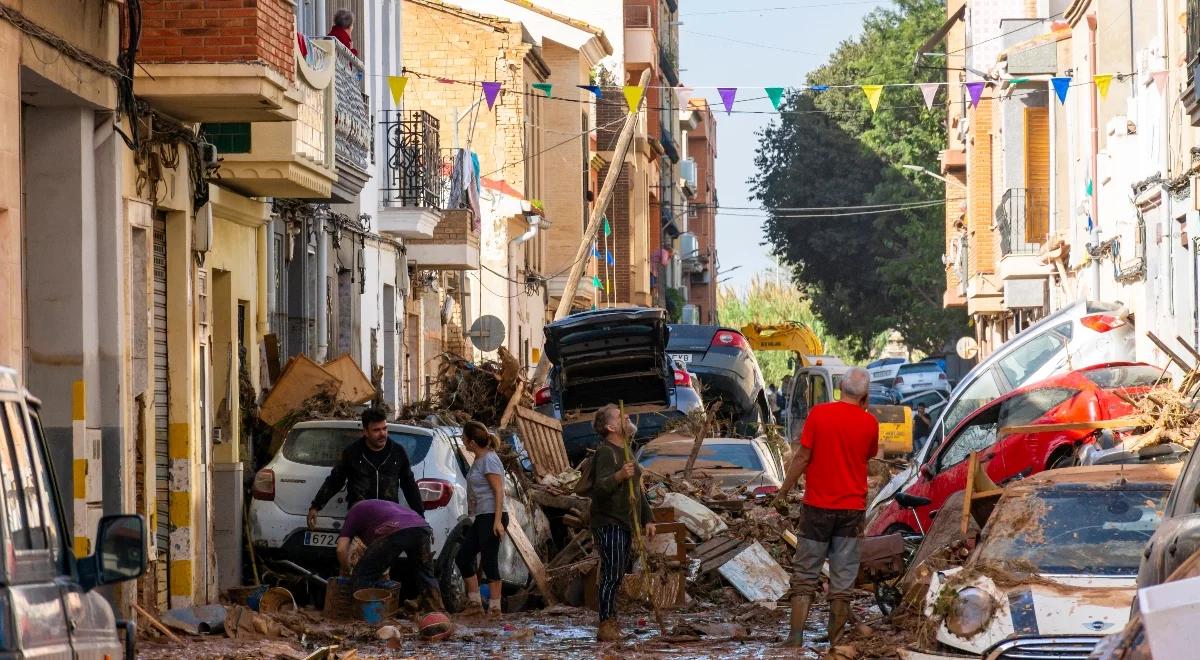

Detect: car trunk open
545,308,671,413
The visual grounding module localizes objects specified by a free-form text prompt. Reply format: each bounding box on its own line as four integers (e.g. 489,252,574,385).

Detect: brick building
683,98,719,324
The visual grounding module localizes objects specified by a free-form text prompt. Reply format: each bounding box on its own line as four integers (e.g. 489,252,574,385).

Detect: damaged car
903,464,1177,660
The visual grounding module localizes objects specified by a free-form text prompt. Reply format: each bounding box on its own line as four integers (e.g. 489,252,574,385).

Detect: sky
678,0,890,291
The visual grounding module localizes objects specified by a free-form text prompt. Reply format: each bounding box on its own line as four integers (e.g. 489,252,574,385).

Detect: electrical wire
943,11,1066,57
655,198,966,212
685,1,883,15
719,199,951,219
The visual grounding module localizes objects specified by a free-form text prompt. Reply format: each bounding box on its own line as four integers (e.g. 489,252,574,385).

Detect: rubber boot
827,599,851,646
783,595,812,647
597,619,622,642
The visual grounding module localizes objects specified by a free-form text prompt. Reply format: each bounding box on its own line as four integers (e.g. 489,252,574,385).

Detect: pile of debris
397,347,526,427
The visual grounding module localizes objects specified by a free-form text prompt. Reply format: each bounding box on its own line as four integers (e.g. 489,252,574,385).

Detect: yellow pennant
1093,74,1113,99
387,76,409,104
623,85,645,113
862,85,883,112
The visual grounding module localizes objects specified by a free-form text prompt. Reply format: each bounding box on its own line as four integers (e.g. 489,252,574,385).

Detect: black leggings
455,512,508,582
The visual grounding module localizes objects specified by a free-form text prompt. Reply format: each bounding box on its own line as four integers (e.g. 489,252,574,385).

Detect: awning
915,4,966,64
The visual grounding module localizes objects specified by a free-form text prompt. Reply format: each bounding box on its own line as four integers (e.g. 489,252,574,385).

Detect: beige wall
0,22,20,370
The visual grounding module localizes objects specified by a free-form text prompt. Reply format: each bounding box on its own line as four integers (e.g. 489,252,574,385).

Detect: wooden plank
1148,332,1194,373
962,451,977,536
133,602,185,644
506,515,557,605
263,333,282,385
259,355,341,426
322,354,376,405
998,416,1143,437
717,543,789,602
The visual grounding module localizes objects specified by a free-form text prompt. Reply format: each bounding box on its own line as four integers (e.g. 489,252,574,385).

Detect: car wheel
437,534,468,613
1047,448,1075,470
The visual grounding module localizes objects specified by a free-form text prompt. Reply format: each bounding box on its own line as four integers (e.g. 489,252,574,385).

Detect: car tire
1047,448,1075,470
437,533,468,613
735,399,765,437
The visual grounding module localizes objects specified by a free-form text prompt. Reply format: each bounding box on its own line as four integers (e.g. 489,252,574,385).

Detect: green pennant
532,82,552,97
764,87,785,110
1009,77,1031,85
1085,178,1093,197
602,217,611,237
592,275,601,288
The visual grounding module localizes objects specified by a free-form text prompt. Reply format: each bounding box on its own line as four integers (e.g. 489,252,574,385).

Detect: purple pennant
482,81,502,109
965,81,985,108
717,87,737,115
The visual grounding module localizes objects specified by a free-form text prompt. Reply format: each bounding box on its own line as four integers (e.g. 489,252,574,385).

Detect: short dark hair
361,407,387,427
592,404,619,436
333,9,354,28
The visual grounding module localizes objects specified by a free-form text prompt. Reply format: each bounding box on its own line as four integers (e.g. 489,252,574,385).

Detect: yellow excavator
743,323,913,456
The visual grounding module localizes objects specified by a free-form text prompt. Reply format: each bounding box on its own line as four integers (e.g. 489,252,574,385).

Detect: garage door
153,217,170,611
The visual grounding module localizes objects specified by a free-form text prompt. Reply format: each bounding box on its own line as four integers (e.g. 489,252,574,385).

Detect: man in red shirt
775,367,879,647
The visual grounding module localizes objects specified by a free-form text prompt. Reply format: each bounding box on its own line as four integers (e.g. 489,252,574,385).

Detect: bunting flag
531,82,552,97
602,216,611,237
809,84,829,92
578,84,602,100
387,76,409,104
764,87,785,110
675,86,695,107
623,85,645,113
1151,71,1168,93
861,85,883,112
965,81,985,108
919,83,939,109
717,87,737,114
1009,77,1030,84
592,246,600,258
592,275,601,288
1050,77,1071,104
1093,74,1113,98
606,251,615,266
481,81,502,109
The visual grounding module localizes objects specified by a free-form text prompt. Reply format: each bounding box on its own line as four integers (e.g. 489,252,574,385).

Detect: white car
903,464,1175,660
249,420,546,611
869,300,1135,519
892,362,952,397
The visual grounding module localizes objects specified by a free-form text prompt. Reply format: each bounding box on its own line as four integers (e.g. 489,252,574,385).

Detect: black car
1135,443,1200,591
536,308,704,466
666,325,773,435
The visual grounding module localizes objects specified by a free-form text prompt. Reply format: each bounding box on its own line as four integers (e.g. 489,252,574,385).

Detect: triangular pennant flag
1050,77,1071,104
918,83,939,109
717,87,737,114
675,86,695,107
1093,74,1113,98
1152,71,1168,93
387,76,409,104
602,217,611,237
623,85,645,113
965,81,985,108
1009,77,1030,84
531,82,552,98
592,275,601,288
606,251,615,266
592,246,600,258
861,85,883,112
809,85,828,93
577,84,602,100
481,81,502,109
764,87,785,110
1085,178,1093,197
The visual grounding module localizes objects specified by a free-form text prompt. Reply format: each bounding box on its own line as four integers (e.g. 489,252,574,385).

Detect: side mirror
80,514,147,592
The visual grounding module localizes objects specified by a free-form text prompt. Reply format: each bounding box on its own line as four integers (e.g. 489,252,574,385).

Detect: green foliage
750,0,967,359
716,276,875,385
665,287,685,322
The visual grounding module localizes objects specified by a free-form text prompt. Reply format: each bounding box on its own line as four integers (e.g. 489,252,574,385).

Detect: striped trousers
593,524,632,622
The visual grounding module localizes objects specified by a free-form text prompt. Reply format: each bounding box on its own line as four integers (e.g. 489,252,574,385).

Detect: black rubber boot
783,595,812,647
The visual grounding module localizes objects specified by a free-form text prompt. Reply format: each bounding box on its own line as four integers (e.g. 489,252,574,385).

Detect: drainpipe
1089,15,1102,300
1159,0,1172,323
316,213,329,363
507,214,540,360
257,224,269,340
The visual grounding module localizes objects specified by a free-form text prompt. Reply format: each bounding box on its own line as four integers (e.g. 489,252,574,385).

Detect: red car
865,362,1162,537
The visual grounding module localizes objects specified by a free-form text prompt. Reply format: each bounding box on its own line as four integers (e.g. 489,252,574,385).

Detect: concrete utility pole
531,68,651,385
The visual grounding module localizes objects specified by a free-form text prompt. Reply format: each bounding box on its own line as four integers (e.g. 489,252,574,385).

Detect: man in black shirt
307,408,425,530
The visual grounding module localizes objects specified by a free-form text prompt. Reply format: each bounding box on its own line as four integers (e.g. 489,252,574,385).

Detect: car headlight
946,586,998,638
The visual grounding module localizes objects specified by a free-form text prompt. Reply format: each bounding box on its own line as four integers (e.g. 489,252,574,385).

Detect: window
1082,365,1168,390
809,375,829,408
996,323,1070,387
897,363,943,375
200,123,251,154
790,377,809,420
282,427,432,467
998,388,1079,429
942,367,1002,433
938,420,999,472
0,402,49,550
639,442,764,472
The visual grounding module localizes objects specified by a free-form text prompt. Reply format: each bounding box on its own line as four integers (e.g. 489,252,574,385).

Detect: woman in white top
454,420,507,617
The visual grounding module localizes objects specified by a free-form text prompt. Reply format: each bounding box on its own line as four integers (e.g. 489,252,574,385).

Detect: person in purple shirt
336,499,445,611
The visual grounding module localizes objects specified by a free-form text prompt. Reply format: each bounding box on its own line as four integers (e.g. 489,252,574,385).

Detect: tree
717,275,883,385
750,0,966,359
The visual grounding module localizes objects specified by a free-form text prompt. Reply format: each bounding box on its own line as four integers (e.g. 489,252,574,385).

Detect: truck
742,323,913,455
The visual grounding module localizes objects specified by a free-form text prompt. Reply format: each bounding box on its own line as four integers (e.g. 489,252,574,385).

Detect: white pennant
675,86,695,107
919,83,940,109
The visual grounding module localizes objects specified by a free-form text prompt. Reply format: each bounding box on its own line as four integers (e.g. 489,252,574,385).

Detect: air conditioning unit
193,202,213,254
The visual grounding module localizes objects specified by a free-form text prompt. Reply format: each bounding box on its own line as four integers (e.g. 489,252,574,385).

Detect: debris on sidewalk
225,604,293,640
161,604,228,635
716,542,790,603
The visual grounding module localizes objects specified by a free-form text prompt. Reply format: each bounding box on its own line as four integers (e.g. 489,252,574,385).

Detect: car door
912,403,1007,530
992,387,1082,480
1139,450,1200,588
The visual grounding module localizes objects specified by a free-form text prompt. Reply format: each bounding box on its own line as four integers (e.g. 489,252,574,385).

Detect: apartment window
202,123,251,154
296,0,322,35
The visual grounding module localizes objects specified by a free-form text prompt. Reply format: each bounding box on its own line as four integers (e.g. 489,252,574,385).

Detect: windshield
976,486,1168,575
898,363,941,375
639,443,763,472
1082,365,1167,389
282,427,432,467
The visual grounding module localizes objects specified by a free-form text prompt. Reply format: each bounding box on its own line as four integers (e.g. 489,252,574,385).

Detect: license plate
304,531,338,547
669,353,692,363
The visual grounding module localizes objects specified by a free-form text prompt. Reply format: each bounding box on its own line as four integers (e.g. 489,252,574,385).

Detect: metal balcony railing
680,159,697,191
1190,0,1200,87
659,44,679,85
996,188,1048,256
380,110,444,209
330,38,370,172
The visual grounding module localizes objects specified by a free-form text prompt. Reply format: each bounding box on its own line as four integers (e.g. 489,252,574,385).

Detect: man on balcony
329,9,359,57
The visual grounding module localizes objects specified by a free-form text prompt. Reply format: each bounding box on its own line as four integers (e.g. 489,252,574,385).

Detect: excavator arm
741,322,825,364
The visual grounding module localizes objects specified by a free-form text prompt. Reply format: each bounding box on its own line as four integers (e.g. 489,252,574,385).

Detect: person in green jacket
589,403,655,642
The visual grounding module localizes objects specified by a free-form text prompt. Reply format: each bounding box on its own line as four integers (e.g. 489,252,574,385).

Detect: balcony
377,110,447,239
328,38,372,202
680,159,697,196
209,39,337,199
995,188,1052,281
659,45,679,86
1186,1,1200,124
624,6,658,75
404,210,480,270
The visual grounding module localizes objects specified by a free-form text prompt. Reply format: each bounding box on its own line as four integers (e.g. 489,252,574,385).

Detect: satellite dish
956,336,979,361
468,315,506,352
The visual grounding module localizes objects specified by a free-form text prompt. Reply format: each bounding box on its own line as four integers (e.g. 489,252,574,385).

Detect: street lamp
902,164,968,191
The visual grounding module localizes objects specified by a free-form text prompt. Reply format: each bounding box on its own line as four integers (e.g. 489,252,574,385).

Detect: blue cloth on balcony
448,149,483,230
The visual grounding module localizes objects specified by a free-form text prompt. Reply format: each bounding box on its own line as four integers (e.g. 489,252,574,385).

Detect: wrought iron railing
1190,0,1200,88
996,188,1048,256
380,110,444,208
330,38,370,172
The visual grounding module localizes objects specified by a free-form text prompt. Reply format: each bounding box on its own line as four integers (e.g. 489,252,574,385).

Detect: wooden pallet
513,406,570,478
